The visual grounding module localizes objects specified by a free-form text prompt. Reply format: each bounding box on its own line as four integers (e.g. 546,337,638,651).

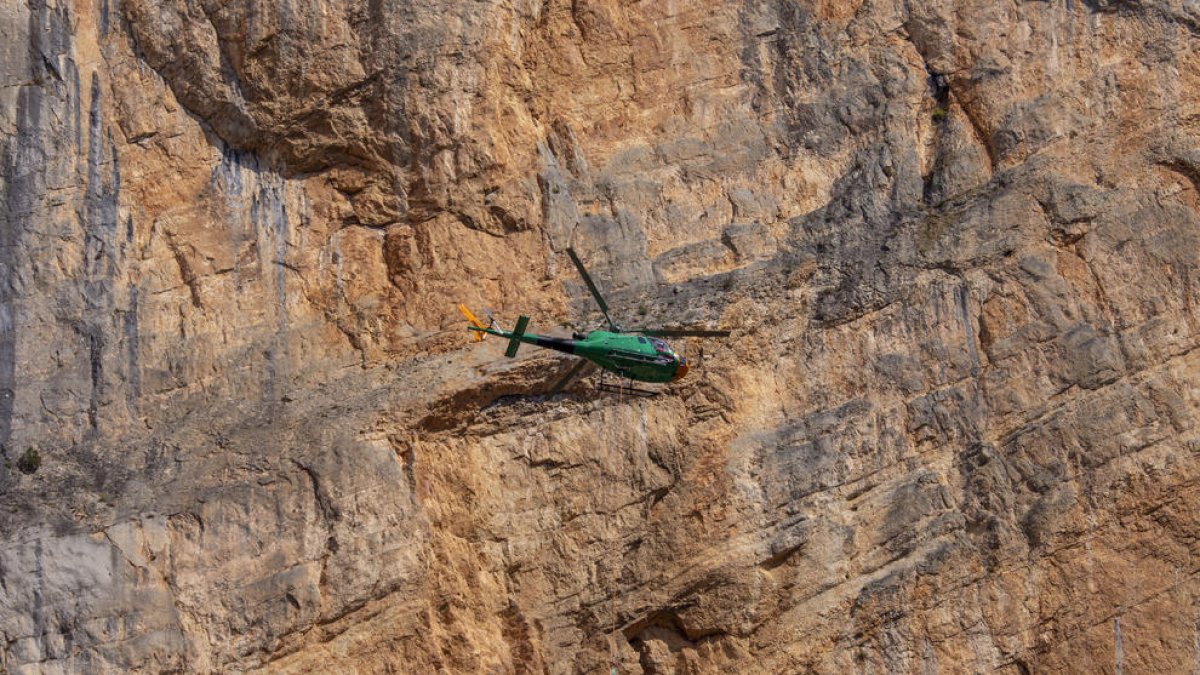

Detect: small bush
931,106,948,121
16,448,40,475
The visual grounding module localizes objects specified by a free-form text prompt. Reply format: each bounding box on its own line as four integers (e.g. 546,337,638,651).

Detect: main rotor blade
565,247,618,332
635,328,732,338
548,359,592,395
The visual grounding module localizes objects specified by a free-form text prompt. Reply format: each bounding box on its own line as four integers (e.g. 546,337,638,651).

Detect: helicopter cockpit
649,338,673,355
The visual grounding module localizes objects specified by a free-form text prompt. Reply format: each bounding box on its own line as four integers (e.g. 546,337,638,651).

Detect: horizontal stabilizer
505,315,530,358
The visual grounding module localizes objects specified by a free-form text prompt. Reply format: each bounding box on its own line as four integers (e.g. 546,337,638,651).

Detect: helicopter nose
672,356,689,381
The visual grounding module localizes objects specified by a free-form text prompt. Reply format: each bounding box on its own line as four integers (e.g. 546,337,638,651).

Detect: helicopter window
637,337,647,344
650,338,671,354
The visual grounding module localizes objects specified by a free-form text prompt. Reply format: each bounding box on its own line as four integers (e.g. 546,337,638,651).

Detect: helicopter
458,247,730,396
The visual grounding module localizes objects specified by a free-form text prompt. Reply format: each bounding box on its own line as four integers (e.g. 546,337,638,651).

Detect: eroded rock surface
2,0,1200,672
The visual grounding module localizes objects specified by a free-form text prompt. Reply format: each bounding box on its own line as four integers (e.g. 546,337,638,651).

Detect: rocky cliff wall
2,0,1200,672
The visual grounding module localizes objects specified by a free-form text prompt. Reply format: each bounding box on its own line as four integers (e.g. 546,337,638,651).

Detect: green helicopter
459,248,729,394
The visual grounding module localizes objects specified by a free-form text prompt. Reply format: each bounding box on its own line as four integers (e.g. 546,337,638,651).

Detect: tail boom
460,307,573,358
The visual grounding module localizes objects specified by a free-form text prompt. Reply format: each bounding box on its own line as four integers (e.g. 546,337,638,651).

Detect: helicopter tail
505,316,529,357
458,304,488,342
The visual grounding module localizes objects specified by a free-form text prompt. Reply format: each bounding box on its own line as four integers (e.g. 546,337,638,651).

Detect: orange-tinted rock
2,1,1200,673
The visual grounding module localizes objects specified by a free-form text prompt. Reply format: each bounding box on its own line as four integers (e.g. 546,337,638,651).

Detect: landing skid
596,373,660,398
596,381,659,398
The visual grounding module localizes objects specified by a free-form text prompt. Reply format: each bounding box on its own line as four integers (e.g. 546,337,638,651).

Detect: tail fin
505,315,529,358
458,304,487,342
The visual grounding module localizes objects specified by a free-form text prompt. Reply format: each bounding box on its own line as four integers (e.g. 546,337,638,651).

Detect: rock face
3,0,1200,672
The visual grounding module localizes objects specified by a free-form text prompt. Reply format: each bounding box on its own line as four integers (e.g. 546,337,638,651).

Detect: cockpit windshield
649,338,672,355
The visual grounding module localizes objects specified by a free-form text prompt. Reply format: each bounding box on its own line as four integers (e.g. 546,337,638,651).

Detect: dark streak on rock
125,284,140,411
0,0,57,466
955,284,981,377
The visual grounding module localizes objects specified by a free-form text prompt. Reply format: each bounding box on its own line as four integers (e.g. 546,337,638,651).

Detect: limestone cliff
3,0,1200,672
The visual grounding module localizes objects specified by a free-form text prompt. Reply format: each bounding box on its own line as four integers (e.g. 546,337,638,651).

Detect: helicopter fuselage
472,327,688,383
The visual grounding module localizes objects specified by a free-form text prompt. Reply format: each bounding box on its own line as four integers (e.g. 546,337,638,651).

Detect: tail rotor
458,304,489,342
